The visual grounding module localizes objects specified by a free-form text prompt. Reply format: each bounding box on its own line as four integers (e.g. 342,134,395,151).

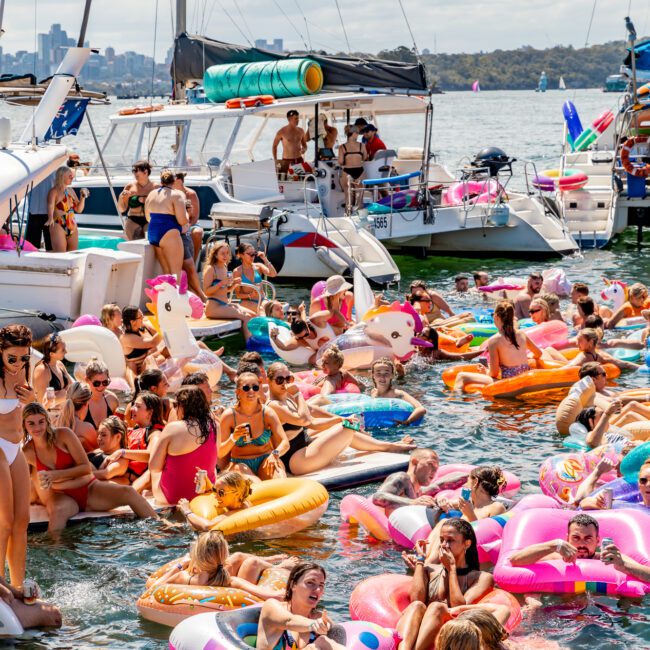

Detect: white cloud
0,0,639,59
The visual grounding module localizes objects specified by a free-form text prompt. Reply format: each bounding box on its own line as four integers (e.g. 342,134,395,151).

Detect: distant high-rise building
254,38,284,53
105,47,115,62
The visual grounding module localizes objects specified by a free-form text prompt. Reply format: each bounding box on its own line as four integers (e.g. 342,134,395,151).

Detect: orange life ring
118,104,164,116
242,95,275,107
225,98,243,109
620,136,650,178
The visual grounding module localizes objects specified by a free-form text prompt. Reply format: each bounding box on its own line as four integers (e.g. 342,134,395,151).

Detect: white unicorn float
145,273,223,388
601,277,645,330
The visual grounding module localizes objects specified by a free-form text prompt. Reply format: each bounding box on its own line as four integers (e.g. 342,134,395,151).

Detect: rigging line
293,0,312,51
304,18,349,48
397,0,423,63
333,0,351,53
232,0,255,44
271,0,309,50
200,0,209,33
147,0,159,157
216,0,253,45
643,0,650,36
583,0,597,47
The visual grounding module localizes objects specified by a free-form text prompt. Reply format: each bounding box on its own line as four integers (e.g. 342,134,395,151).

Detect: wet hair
440,518,480,571
54,165,72,189
60,381,92,428
135,368,165,395
457,609,507,648
284,562,326,602
470,466,506,498
213,471,253,505
99,415,127,447
409,280,427,292
454,275,468,284
410,448,439,462
39,332,63,364
100,303,121,328
160,169,175,186
290,319,312,337
22,401,57,446
579,362,605,379
494,301,518,349
629,282,649,301
240,351,264,368
577,296,595,317
572,282,589,296
436,619,481,650
175,386,213,443
577,328,599,348
0,324,32,386
267,362,290,381
133,391,165,428
583,314,604,330
321,344,344,369
207,240,231,267
569,513,599,534
420,326,439,350
181,371,210,387
371,357,395,388
237,362,262,377
263,301,283,318
85,359,110,381
122,305,142,333
189,530,231,587
576,406,598,431
132,160,152,174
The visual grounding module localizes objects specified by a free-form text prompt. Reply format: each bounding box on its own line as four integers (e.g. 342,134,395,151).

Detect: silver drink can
601,536,614,563
602,488,613,509
22,578,38,605
195,469,208,494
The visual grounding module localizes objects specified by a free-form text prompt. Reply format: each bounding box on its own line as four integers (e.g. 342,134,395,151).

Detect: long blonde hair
22,401,57,446
54,166,72,190
100,303,121,328
189,530,231,587
60,381,92,428
436,619,482,650
207,240,231,267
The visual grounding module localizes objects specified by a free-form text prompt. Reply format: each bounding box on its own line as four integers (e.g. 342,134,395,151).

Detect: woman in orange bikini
46,166,88,252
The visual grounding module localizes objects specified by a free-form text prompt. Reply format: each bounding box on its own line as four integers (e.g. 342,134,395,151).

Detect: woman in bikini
117,160,156,241
46,166,88,252
123,368,171,425
32,333,73,404
84,360,119,430
0,325,34,586
309,275,355,336
338,125,367,213
22,402,158,532
144,169,188,282
203,241,255,339
604,282,650,329
218,372,289,481
120,305,164,376
233,242,278,315
88,416,130,484
149,386,218,505
59,381,98,452
453,301,543,391
397,519,501,650
267,362,415,476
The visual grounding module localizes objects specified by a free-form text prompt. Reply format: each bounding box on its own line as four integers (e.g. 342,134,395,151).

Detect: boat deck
188,316,241,338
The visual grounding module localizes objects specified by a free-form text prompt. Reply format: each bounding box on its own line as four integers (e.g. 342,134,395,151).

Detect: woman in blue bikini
218,372,289,481
453,301,542,391
203,241,256,339
144,169,188,282
233,242,278,315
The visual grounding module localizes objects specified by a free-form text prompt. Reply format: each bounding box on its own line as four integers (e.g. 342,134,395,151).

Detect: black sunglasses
273,375,294,385
529,309,541,314
92,379,111,387
287,310,300,316
640,477,649,485
7,354,30,364
241,384,260,392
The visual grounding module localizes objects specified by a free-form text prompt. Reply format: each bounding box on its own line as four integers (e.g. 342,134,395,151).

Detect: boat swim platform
188,316,241,338
28,498,170,532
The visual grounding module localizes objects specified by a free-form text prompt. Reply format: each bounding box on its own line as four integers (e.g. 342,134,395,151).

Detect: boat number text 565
375,216,389,229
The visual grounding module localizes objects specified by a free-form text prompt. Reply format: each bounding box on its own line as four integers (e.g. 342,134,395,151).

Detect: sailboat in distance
559,76,566,90
472,80,480,92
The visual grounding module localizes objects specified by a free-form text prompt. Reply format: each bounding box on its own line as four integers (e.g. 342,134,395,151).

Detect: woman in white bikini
0,325,35,587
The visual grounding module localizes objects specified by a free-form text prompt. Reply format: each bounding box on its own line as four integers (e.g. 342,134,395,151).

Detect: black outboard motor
471,147,515,177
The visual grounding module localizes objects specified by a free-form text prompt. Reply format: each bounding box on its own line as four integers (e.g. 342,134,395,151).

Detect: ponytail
494,301,518,349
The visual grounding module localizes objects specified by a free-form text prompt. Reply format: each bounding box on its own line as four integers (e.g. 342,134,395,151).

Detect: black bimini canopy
172,33,428,93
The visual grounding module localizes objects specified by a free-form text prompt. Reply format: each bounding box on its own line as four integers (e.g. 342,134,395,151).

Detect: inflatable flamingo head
601,278,628,310
363,301,430,362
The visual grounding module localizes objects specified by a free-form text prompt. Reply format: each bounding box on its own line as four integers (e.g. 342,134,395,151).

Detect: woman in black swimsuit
338,125,367,213
84,360,118,430
119,305,163,377
117,160,155,241
33,333,73,403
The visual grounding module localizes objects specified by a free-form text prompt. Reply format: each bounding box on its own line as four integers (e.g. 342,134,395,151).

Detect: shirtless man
513,272,543,320
372,449,466,516
118,160,156,240
272,110,308,175
473,271,489,288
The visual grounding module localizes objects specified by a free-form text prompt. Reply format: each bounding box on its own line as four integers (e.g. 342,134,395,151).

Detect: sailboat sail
472,80,480,92
559,76,566,90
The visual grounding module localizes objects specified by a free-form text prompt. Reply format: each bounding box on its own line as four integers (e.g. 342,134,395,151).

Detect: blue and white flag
44,98,89,141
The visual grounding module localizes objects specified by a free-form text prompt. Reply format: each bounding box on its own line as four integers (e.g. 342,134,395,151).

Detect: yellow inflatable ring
190,477,329,540
137,562,287,627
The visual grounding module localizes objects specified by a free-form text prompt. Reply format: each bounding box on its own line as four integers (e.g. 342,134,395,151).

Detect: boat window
97,123,139,174
193,115,244,168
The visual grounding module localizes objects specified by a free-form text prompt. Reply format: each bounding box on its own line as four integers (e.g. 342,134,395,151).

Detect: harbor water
2,90,650,649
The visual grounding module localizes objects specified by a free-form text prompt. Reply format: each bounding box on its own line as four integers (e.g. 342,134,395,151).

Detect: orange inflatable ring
620,136,650,178
438,331,471,353
137,561,287,627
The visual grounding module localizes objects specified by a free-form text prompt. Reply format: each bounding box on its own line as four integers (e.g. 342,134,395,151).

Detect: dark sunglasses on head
7,354,30,364
273,375,294,385
241,384,260,392
92,379,111,387
640,477,649,485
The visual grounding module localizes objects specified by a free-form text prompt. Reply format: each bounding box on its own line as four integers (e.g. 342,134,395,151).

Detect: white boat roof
0,143,68,227
110,92,428,124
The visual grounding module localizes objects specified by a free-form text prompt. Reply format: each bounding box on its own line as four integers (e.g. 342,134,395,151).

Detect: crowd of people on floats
1,260,649,646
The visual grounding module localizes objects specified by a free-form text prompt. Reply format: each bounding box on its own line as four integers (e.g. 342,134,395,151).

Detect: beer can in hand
602,488,613,509
601,536,614,563
22,578,38,605
195,469,208,494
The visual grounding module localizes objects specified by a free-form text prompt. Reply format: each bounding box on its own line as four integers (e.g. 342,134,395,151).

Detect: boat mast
78,0,92,47
174,0,187,102
0,0,6,39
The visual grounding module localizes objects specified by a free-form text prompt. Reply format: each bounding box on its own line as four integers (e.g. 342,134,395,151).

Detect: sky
0,0,645,59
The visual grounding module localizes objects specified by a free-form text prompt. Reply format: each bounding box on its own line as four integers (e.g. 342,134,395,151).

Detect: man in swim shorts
513,272,543,320
272,110,308,175
372,449,463,515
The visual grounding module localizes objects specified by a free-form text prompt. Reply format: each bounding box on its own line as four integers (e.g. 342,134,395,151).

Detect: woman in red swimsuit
46,166,88,253
22,402,159,532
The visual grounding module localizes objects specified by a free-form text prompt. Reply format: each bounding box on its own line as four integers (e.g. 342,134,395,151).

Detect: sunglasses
273,375,294,385
529,309,541,314
287,311,300,316
7,354,30,364
214,487,237,498
244,251,256,256
640,477,649,485
595,372,607,378
132,167,147,173
241,384,260,392
92,379,111,387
